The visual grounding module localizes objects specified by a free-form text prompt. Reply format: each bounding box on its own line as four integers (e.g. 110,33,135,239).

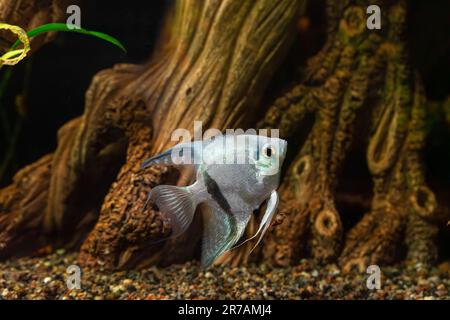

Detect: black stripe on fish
203,171,232,215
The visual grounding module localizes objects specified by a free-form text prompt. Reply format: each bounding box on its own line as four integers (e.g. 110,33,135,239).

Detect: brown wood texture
0,0,447,272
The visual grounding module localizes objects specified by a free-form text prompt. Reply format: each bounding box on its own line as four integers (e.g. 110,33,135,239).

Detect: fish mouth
259,170,279,176
258,163,281,176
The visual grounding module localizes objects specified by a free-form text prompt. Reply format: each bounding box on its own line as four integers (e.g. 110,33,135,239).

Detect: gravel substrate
0,251,448,299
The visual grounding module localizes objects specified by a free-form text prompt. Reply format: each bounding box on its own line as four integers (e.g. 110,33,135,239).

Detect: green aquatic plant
11,23,126,53
0,22,126,182
1,22,126,67
0,23,30,66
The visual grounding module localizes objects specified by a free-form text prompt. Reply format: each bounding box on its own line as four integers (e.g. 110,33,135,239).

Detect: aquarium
0,0,449,308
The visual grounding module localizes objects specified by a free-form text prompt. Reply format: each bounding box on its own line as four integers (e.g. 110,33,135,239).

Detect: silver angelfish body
141,134,287,267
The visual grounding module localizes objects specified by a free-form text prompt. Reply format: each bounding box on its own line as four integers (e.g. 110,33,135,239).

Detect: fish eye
262,144,275,158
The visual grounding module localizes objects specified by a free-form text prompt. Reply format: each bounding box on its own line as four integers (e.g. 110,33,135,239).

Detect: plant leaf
1,49,25,60
11,23,126,53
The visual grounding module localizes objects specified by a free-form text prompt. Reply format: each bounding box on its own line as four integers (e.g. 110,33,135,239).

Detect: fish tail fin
149,185,197,236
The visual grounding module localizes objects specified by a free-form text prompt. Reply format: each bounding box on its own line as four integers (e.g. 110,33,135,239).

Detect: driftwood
260,0,444,271
0,0,447,272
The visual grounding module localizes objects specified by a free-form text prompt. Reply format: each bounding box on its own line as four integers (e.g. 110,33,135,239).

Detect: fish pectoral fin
201,205,250,268
149,185,197,237
230,190,279,252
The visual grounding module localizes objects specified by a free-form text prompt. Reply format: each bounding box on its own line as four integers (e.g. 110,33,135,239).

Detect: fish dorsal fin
201,205,250,268
141,149,173,168
141,140,207,169
149,185,197,237
230,190,279,252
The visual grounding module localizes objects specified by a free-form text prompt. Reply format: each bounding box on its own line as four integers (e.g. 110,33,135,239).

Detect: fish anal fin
201,205,250,268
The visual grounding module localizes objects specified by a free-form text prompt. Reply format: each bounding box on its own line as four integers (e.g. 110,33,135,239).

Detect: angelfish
141,134,287,267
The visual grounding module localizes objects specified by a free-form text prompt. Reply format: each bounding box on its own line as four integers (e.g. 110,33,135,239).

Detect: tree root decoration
0,63,143,258
77,124,176,269
257,1,388,266
43,65,143,244
262,155,320,266
340,204,405,273
77,0,303,270
261,0,445,270
0,154,52,258
340,0,444,271
0,0,446,271
0,0,83,257
0,0,304,269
